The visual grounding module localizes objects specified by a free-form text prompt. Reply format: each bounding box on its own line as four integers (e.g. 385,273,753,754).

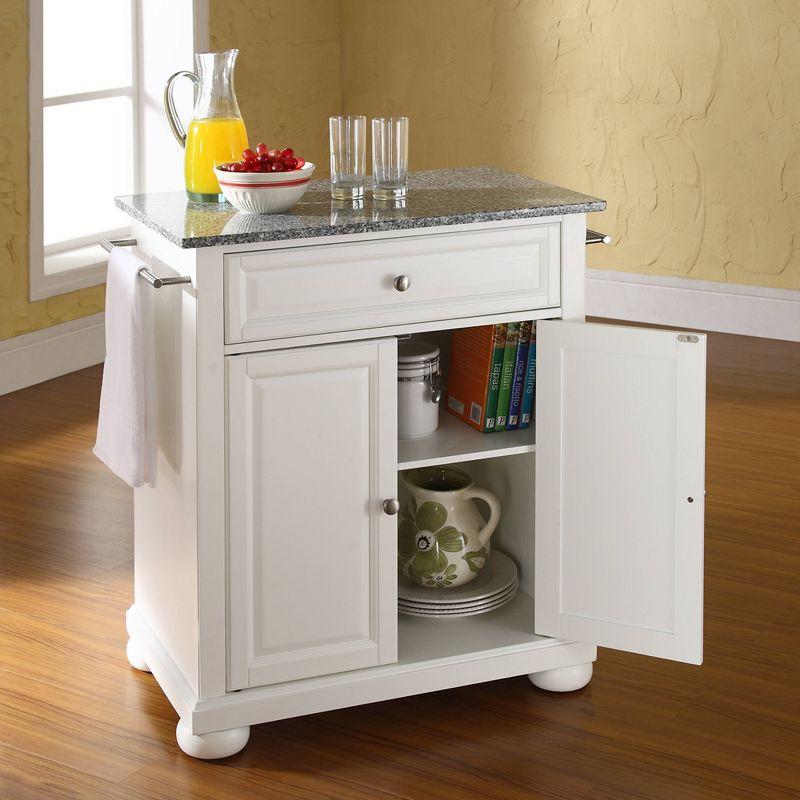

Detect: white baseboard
0,313,105,396
586,269,800,342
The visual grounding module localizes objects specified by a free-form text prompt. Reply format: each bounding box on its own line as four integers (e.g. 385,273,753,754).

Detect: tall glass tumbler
329,115,366,200
372,117,409,200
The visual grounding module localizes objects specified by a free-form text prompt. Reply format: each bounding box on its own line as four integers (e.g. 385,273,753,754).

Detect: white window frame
28,0,141,301
28,0,208,302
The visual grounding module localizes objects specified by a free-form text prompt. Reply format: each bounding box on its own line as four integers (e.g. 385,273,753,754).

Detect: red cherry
269,161,284,172
267,149,281,160
284,156,298,170
256,154,270,165
232,162,247,172
255,143,268,156
280,147,294,159
295,157,305,169
242,148,257,162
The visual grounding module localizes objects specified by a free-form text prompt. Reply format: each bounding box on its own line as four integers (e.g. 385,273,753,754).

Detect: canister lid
398,341,440,364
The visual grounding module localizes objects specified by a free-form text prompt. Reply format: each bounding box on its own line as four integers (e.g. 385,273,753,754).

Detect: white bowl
214,162,315,214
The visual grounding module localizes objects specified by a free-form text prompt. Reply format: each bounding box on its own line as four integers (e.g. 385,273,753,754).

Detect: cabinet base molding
528,662,593,692
176,720,250,760
128,605,597,740
125,605,200,727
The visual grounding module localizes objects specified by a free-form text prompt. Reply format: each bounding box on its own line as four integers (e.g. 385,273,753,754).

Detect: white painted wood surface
535,320,706,664
397,411,535,470
469,454,536,599
559,213,587,320
129,598,595,736
225,224,560,342
193,245,230,698
223,306,562,356
131,235,202,695
120,210,709,752
227,339,398,688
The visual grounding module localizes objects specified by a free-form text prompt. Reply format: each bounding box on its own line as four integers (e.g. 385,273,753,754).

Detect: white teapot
399,466,501,589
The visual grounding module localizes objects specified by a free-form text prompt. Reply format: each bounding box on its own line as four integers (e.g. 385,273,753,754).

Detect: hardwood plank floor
0,331,798,799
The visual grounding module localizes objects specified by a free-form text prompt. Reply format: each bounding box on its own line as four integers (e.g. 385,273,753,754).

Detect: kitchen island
115,167,706,759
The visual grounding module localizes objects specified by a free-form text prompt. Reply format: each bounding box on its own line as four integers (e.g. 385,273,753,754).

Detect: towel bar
586,229,612,245
100,238,192,289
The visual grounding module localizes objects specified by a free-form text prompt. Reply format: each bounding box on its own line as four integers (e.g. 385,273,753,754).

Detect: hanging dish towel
93,247,157,487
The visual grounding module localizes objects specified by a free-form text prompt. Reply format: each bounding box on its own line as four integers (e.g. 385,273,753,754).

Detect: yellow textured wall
341,0,800,290
0,0,105,341
209,0,340,176
3,0,798,344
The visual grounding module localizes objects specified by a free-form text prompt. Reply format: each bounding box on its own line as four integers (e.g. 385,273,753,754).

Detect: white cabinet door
227,338,397,689
535,320,706,663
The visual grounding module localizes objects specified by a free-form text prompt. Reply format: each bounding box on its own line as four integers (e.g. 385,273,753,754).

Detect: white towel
93,247,157,487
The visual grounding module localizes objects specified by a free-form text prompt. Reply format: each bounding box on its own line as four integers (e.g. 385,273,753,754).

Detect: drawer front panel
225,224,561,343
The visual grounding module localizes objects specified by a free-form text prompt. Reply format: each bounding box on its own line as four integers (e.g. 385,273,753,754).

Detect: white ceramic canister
397,340,442,439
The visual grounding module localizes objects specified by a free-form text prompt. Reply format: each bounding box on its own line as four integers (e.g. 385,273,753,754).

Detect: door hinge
677,334,700,343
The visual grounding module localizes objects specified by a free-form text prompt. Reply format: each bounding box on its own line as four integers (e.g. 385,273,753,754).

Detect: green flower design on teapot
399,501,468,582
399,466,501,589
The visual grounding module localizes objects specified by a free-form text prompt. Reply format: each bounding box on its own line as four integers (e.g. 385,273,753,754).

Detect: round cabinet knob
393,275,411,292
383,498,400,515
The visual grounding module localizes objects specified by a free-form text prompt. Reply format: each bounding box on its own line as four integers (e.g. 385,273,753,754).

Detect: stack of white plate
398,550,519,618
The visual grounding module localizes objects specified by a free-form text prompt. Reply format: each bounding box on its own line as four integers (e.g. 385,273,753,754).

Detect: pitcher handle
463,487,501,548
164,70,200,148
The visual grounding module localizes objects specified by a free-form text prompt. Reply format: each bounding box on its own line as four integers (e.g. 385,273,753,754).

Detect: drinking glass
330,197,366,226
329,115,366,200
371,117,409,200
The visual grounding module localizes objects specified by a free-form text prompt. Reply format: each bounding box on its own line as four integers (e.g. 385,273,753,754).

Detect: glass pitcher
164,50,249,203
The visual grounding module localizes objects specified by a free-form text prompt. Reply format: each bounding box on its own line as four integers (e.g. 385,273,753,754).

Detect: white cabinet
124,211,707,760
227,339,398,688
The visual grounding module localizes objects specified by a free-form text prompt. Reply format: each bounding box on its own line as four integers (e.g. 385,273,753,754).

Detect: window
29,0,202,301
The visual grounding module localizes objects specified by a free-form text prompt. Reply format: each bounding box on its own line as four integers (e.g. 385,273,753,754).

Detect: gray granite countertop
115,167,605,249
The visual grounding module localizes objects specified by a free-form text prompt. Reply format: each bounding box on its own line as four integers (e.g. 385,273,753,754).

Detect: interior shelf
397,590,550,664
397,411,535,470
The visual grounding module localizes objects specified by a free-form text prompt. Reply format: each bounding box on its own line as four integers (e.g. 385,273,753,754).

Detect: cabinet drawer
224,224,561,343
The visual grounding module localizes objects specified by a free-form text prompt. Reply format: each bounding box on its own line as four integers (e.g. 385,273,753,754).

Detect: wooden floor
0,331,798,799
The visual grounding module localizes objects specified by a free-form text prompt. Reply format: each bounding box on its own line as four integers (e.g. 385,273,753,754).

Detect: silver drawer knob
393,275,411,292
383,498,400,515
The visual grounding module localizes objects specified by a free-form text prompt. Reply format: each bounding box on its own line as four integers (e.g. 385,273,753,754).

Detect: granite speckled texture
115,167,605,249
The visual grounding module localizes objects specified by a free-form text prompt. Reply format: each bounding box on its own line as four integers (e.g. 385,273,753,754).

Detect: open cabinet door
535,320,705,663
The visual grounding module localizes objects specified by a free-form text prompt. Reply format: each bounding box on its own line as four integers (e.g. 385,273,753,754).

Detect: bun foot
529,662,593,692
126,638,151,673
176,720,250,759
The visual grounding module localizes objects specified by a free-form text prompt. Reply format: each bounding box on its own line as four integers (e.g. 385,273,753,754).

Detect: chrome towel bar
586,229,612,245
100,238,192,289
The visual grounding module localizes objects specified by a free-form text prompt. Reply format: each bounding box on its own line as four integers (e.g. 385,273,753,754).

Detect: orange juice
184,117,248,200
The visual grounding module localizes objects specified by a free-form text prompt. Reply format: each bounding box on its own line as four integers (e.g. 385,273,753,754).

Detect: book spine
519,326,537,429
482,324,507,432
445,325,496,432
494,322,520,432
506,321,531,430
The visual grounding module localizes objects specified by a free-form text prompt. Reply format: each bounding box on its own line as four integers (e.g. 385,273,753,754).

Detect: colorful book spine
445,325,498,432
494,322,520,432
519,325,537,429
506,321,531,430
483,324,507,432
